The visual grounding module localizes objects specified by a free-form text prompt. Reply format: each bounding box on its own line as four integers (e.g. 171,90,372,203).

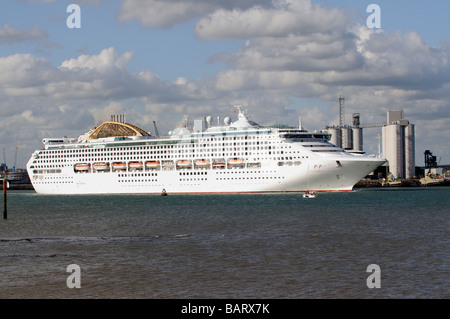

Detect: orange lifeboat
177,160,192,168
145,161,160,168
129,162,143,170
93,162,109,171
112,162,127,171
75,163,90,171
212,159,225,169
228,158,245,165
195,159,209,167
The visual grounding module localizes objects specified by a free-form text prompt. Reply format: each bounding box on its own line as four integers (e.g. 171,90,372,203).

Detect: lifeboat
74,163,90,171
212,159,225,169
93,162,109,171
129,162,143,170
177,160,192,168
228,158,245,165
145,161,160,168
195,159,210,167
112,162,127,171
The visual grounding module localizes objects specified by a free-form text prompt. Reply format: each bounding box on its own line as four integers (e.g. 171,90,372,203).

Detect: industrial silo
328,127,342,148
352,127,363,152
382,124,403,179
382,111,416,179
341,127,353,150
405,124,415,178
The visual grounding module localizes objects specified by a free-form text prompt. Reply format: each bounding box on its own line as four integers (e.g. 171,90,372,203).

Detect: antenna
339,95,345,145
14,146,17,171
339,95,345,128
153,121,160,138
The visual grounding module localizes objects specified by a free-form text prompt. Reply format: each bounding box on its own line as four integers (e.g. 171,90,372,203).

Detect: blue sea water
0,187,448,298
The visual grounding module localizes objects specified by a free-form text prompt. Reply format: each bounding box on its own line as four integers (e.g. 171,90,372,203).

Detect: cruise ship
26,106,386,195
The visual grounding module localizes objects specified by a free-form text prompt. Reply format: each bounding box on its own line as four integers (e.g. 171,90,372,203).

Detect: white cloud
118,0,216,28
0,53,55,92
0,24,47,43
195,0,349,40
60,47,134,72
89,101,127,125
4,0,450,166
0,47,224,155
117,0,274,28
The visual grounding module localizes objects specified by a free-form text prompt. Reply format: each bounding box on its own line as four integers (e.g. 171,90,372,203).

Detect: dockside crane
13,146,18,172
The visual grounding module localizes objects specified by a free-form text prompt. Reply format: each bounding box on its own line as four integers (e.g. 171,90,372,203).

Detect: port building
382,111,415,179
323,98,415,179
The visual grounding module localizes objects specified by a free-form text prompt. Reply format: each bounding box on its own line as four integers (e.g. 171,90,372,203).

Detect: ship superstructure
27,106,386,194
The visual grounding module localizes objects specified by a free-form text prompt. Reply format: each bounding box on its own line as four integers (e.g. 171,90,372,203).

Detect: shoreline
0,183,34,191
355,178,450,188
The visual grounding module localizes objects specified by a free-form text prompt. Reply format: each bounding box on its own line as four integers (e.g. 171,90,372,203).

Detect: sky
1,0,450,168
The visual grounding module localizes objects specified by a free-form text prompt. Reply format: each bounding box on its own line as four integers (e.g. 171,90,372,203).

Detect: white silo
341,127,353,150
328,128,342,148
405,124,415,178
352,127,363,152
382,124,403,179
382,111,416,179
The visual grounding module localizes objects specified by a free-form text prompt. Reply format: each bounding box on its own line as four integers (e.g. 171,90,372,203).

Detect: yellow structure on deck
86,121,151,140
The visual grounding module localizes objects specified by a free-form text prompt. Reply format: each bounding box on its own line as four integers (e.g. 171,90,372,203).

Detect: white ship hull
26,107,386,195
28,157,384,195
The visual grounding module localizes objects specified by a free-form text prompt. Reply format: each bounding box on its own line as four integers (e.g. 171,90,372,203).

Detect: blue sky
1,0,450,168
319,0,450,45
6,1,450,79
1,0,243,80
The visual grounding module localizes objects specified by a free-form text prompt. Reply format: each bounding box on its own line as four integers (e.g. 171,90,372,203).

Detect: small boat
303,191,318,199
161,188,167,196
303,163,317,198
